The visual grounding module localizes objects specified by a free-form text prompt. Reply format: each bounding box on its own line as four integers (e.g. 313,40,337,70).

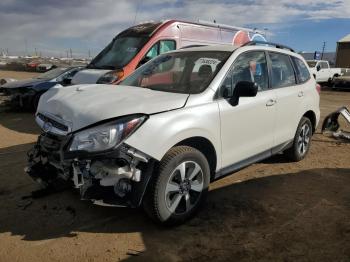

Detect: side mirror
316,65,321,71
229,81,258,106
61,78,71,86
139,56,151,66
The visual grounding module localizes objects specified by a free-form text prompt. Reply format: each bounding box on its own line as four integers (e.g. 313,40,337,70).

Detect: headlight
69,115,146,152
96,70,124,84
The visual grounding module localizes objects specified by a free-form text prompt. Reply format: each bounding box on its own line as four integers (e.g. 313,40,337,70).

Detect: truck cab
307,60,341,84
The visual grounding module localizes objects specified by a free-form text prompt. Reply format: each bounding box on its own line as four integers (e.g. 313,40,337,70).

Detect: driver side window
140,40,176,67
220,51,268,97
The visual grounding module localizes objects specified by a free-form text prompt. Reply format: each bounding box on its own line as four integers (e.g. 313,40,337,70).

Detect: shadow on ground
0,143,349,261
0,106,39,135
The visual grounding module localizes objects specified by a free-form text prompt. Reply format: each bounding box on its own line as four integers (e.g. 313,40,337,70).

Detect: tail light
316,84,321,94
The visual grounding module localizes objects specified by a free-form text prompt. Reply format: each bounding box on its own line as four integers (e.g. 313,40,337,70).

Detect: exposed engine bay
26,132,155,207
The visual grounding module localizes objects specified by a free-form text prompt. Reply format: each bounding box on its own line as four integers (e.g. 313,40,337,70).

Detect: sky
0,0,349,58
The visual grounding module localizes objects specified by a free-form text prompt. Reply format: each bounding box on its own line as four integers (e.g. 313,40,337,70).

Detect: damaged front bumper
2,88,36,109
26,133,156,207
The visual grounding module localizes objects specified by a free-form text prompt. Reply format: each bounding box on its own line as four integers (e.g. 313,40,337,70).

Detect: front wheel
285,117,313,162
143,146,210,225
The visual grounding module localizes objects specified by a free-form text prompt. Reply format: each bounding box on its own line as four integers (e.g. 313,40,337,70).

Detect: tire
285,117,313,162
143,146,210,225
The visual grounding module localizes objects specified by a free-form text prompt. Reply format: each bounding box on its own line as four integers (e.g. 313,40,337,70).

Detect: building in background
300,52,336,66
336,34,350,68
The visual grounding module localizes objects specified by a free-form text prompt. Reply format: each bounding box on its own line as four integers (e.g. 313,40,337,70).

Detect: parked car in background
332,68,350,90
0,78,17,86
0,61,8,69
36,63,57,72
26,61,40,71
72,19,266,85
28,43,319,225
1,66,82,110
307,60,342,84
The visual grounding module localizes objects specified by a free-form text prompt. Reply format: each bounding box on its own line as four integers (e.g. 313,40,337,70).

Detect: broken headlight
69,115,146,152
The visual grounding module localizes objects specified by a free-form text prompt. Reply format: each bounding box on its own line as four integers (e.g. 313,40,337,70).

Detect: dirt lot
0,70,40,80
0,70,349,261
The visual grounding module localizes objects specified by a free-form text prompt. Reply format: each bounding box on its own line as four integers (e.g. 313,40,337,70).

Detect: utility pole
24,39,28,56
321,41,326,60
70,48,72,58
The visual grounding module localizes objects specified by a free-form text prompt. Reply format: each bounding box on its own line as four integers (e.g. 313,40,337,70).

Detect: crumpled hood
37,84,189,132
71,69,110,85
2,78,45,89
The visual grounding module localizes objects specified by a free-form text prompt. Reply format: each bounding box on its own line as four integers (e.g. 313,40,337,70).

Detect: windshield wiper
98,65,116,70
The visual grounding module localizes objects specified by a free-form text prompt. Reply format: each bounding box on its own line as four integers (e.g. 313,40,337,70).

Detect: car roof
173,44,239,53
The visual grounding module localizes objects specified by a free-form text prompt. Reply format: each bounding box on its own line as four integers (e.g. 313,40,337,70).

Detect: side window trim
267,51,297,89
290,56,311,85
265,50,273,90
215,50,270,99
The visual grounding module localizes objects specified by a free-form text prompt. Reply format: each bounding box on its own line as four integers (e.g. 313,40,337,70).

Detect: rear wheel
285,117,313,162
143,146,210,225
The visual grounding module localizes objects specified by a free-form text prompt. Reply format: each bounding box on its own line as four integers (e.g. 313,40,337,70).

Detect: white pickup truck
307,60,342,84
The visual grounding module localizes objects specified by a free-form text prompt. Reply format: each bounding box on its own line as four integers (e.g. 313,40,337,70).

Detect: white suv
27,43,320,225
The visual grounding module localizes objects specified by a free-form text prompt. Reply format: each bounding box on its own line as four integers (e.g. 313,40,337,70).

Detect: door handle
266,99,276,106
298,91,304,97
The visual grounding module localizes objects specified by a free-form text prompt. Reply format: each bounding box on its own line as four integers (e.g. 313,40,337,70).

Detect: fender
124,102,222,171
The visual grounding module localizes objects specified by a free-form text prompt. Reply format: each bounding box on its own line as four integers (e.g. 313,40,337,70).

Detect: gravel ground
0,71,349,262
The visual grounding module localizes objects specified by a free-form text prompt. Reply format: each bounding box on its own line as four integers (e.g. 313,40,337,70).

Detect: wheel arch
175,136,217,180
303,110,317,133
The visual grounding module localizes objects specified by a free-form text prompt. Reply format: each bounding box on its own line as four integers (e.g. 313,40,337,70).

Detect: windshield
307,61,317,67
35,68,67,79
89,36,148,69
120,51,231,94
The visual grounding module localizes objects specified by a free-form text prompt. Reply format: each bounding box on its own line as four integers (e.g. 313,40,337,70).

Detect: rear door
218,50,276,167
268,52,302,147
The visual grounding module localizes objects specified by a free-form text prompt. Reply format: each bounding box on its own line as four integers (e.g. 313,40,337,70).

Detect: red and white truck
71,19,266,85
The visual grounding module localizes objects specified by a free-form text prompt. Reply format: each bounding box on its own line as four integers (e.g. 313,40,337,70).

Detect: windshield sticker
196,58,220,66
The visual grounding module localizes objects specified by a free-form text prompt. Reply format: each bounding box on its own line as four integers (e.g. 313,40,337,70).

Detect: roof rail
243,41,295,52
180,45,207,49
197,19,262,34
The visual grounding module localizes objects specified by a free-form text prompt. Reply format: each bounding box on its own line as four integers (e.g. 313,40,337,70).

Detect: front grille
37,113,69,132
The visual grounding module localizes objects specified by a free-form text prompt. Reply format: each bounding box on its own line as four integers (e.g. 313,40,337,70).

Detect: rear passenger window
291,57,311,83
269,52,296,88
220,51,269,97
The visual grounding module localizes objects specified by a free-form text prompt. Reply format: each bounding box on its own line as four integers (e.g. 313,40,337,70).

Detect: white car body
307,60,342,83
29,44,320,223
37,44,320,171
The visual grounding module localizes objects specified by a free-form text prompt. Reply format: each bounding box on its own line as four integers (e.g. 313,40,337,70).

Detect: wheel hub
164,161,204,215
179,179,191,194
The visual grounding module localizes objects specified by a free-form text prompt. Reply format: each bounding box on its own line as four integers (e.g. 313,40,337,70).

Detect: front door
218,51,276,168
